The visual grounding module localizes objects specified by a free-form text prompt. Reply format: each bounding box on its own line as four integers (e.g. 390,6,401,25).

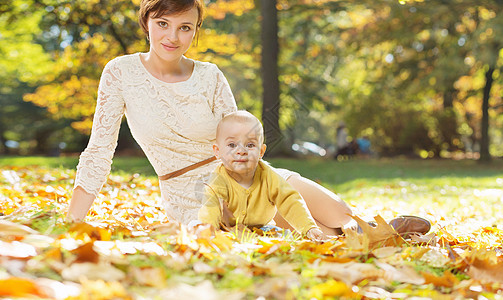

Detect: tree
0,0,62,154
260,0,282,155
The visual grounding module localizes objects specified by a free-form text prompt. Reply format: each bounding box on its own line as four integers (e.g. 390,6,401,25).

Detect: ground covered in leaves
1,163,503,299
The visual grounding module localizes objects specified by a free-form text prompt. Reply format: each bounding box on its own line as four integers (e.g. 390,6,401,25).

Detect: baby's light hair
217,111,264,144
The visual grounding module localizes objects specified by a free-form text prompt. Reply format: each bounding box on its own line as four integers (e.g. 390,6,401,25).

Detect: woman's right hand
66,186,96,222
306,227,328,242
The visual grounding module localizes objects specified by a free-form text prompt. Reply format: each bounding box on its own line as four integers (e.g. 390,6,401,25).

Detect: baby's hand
306,227,328,242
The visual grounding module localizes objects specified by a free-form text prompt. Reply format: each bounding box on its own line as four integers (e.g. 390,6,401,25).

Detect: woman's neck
141,52,193,83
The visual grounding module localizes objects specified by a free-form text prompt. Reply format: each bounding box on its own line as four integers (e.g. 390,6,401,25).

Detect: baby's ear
212,144,220,158
260,144,267,158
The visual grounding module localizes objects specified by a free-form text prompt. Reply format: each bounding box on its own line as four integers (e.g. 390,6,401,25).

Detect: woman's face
147,7,199,62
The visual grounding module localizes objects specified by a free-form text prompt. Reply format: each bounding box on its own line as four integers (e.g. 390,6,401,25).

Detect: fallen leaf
0,277,46,297
68,222,112,241
0,220,38,236
61,262,126,282
254,277,297,299
371,246,401,258
71,242,100,263
0,240,37,258
410,232,437,245
210,231,234,252
131,267,166,288
192,261,215,274
421,270,459,288
35,278,81,300
67,278,131,300
308,279,355,299
316,262,383,285
351,215,405,249
155,280,243,300
467,255,503,284
374,261,425,285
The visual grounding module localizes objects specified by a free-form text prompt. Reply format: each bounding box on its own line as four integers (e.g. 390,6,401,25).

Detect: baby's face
214,120,266,179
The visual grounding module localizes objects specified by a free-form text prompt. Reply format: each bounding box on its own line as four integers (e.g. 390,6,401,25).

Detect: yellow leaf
309,279,354,299
211,231,234,252
0,277,46,297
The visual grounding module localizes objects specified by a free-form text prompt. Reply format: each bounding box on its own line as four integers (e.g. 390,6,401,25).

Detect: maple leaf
343,215,405,250
71,241,100,263
467,250,503,284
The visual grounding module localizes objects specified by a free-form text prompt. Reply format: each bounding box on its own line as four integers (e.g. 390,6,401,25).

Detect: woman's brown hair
138,0,204,36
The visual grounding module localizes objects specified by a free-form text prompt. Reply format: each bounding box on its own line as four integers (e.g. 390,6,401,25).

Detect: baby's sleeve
198,182,225,229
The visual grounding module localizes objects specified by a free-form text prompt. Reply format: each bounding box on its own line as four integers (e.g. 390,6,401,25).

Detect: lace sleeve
74,60,125,196
212,66,238,117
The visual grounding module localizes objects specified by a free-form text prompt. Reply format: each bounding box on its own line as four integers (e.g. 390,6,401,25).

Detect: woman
67,0,429,236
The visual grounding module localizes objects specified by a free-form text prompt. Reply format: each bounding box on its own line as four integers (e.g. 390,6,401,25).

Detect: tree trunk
260,0,283,156
0,124,8,155
479,66,494,163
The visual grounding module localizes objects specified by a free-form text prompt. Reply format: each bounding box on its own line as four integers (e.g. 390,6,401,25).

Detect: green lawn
1,155,502,232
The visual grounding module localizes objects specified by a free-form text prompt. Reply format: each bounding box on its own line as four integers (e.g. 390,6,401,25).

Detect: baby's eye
228,143,236,148
246,143,256,148
180,25,192,32
157,21,168,28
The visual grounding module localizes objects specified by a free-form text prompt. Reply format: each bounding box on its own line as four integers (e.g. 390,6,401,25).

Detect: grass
2,155,501,180
2,155,502,232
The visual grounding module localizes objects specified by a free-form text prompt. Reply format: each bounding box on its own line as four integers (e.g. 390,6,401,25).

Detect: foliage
1,160,503,298
0,0,64,155
327,0,503,157
1,0,502,157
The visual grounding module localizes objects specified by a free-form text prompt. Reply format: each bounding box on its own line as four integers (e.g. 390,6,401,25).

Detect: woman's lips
162,43,178,51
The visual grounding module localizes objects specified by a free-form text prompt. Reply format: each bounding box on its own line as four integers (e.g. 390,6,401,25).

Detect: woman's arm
69,58,125,221
67,186,96,222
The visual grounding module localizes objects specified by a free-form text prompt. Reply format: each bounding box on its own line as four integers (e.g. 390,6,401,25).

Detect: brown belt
158,156,217,181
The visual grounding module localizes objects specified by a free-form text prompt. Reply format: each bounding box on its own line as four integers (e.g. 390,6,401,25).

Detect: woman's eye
158,21,168,28
180,25,191,32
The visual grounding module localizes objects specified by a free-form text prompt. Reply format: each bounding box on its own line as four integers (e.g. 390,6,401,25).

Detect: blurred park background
1,0,502,162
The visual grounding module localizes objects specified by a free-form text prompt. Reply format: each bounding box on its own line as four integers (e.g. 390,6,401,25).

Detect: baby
198,110,327,242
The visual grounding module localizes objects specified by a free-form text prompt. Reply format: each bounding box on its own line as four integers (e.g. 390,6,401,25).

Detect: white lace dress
74,53,237,224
